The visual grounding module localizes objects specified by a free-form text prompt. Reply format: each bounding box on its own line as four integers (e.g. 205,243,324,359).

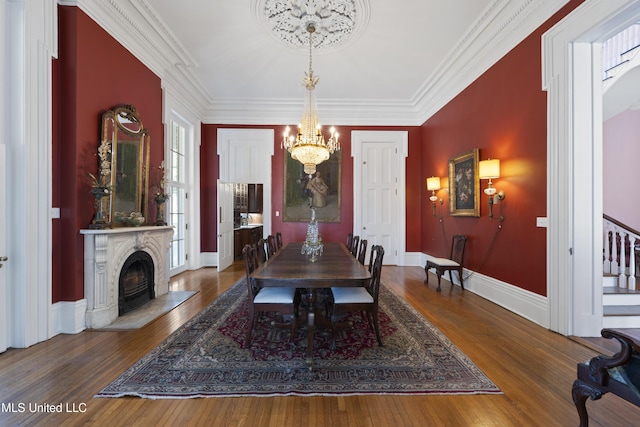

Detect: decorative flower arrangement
88,140,113,229
88,139,113,197
153,160,169,202
88,172,111,196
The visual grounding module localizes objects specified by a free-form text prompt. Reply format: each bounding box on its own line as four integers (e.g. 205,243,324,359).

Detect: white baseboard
201,252,218,267
403,252,424,267
50,299,87,335
419,253,549,329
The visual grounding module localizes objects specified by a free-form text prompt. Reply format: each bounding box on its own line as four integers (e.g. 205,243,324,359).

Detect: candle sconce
426,176,442,217
479,159,505,220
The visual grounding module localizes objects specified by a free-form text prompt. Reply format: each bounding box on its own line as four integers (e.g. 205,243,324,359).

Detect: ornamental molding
252,0,370,51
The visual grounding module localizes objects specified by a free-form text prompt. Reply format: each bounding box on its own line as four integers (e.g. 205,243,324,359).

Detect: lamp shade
479,159,500,179
426,176,441,191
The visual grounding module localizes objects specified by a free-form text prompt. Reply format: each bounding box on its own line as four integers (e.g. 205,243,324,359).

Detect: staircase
602,22,640,83
600,24,640,327
603,215,640,328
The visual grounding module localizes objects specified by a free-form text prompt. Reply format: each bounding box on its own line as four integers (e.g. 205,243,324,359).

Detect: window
168,121,187,271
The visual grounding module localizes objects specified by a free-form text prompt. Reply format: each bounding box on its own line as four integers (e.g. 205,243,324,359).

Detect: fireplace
119,250,155,315
81,226,173,328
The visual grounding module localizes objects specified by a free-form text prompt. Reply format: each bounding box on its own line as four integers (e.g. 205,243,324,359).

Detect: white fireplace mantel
80,226,174,328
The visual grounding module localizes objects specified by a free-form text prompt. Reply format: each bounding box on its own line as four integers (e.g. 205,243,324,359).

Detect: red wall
200,125,423,252
54,6,163,302
420,0,584,296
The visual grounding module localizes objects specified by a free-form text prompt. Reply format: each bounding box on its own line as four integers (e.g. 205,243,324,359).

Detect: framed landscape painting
448,148,480,217
283,151,341,222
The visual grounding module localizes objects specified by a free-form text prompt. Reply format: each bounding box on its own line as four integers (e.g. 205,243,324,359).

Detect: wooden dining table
251,242,371,368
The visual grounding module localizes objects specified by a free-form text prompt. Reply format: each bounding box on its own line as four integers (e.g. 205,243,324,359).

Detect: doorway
352,131,408,266
217,129,274,270
543,0,640,336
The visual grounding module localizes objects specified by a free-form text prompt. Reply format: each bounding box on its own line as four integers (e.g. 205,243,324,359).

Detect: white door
353,131,407,266
217,180,234,271
0,144,7,352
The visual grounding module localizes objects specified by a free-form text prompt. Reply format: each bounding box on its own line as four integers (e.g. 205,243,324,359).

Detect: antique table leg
305,288,317,370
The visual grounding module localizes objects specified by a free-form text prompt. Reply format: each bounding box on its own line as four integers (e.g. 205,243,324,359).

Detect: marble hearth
81,226,174,328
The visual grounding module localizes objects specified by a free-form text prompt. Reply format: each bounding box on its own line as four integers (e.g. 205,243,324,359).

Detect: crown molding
413,0,570,124
69,0,209,118
62,0,569,126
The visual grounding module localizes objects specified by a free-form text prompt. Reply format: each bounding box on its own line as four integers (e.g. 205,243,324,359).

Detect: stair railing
604,214,640,290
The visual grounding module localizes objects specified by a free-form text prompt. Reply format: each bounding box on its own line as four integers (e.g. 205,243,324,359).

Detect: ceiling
78,0,570,125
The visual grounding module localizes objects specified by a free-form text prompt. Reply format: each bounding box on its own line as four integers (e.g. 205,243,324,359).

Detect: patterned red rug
96,279,501,398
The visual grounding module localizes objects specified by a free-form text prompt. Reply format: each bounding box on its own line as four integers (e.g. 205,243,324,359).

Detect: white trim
217,129,274,267
420,253,549,328
5,0,56,348
542,0,640,336
70,0,568,126
403,252,424,267
351,131,407,266
50,299,87,335
200,252,218,268
163,93,201,275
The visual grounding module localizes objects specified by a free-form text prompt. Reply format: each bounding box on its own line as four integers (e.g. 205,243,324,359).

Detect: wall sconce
479,159,505,219
426,176,441,217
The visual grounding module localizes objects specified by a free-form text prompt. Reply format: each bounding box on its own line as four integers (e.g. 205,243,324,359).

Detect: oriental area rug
96,278,501,398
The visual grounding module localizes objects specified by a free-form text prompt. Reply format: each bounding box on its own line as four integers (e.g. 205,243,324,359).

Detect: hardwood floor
1,264,639,426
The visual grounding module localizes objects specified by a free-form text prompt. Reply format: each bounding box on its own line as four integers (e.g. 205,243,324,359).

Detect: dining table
251,241,371,369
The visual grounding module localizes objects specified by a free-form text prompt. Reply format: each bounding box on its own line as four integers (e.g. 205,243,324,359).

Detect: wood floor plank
0,263,638,426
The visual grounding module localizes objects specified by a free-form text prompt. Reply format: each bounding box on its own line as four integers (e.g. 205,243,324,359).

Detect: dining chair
256,238,268,264
357,239,368,265
242,244,300,347
424,234,468,292
276,232,283,250
350,236,360,257
266,235,277,258
346,233,354,252
328,245,385,348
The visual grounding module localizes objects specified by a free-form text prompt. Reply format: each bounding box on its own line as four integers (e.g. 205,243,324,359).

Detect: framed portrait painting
283,151,342,222
448,148,480,217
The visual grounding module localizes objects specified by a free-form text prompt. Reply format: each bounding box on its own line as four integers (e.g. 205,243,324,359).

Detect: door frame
217,128,274,265
0,144,6,352
164,94,201,275
216,180,235,271
351,130,408,266
543,0,640,336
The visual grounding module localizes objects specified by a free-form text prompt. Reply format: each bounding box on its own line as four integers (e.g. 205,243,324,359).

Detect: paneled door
352,131,407,266
217,180,234,271
0,144,7,352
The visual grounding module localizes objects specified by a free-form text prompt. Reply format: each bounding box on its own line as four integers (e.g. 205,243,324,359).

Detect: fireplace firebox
118,251,155,315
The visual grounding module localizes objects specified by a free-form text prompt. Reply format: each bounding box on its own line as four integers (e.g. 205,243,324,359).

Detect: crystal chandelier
282,23,340,175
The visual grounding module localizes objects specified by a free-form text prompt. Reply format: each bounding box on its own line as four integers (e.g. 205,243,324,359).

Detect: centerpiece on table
301,207,323,262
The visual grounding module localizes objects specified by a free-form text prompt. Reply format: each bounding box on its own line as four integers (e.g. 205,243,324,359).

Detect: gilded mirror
100,105,150,226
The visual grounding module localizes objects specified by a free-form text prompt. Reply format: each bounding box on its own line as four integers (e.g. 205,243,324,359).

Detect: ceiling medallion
256,0,369,50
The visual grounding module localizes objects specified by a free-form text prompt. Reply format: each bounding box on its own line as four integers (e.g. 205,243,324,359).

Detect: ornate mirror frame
100,105,150,226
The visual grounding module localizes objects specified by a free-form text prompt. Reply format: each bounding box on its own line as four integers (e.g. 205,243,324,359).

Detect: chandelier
282,23,340,175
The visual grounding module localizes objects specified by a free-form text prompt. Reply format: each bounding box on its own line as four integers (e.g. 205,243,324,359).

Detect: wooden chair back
367,245,385,304
242,244,260,299
450,235,468,265
357,239,368,265
267,235,277,257
351,236,360,257
256,238,268,264
346,233,354,252
276,232,283,250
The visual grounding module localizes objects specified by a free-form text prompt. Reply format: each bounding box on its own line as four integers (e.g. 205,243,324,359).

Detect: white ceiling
77,0,570,125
